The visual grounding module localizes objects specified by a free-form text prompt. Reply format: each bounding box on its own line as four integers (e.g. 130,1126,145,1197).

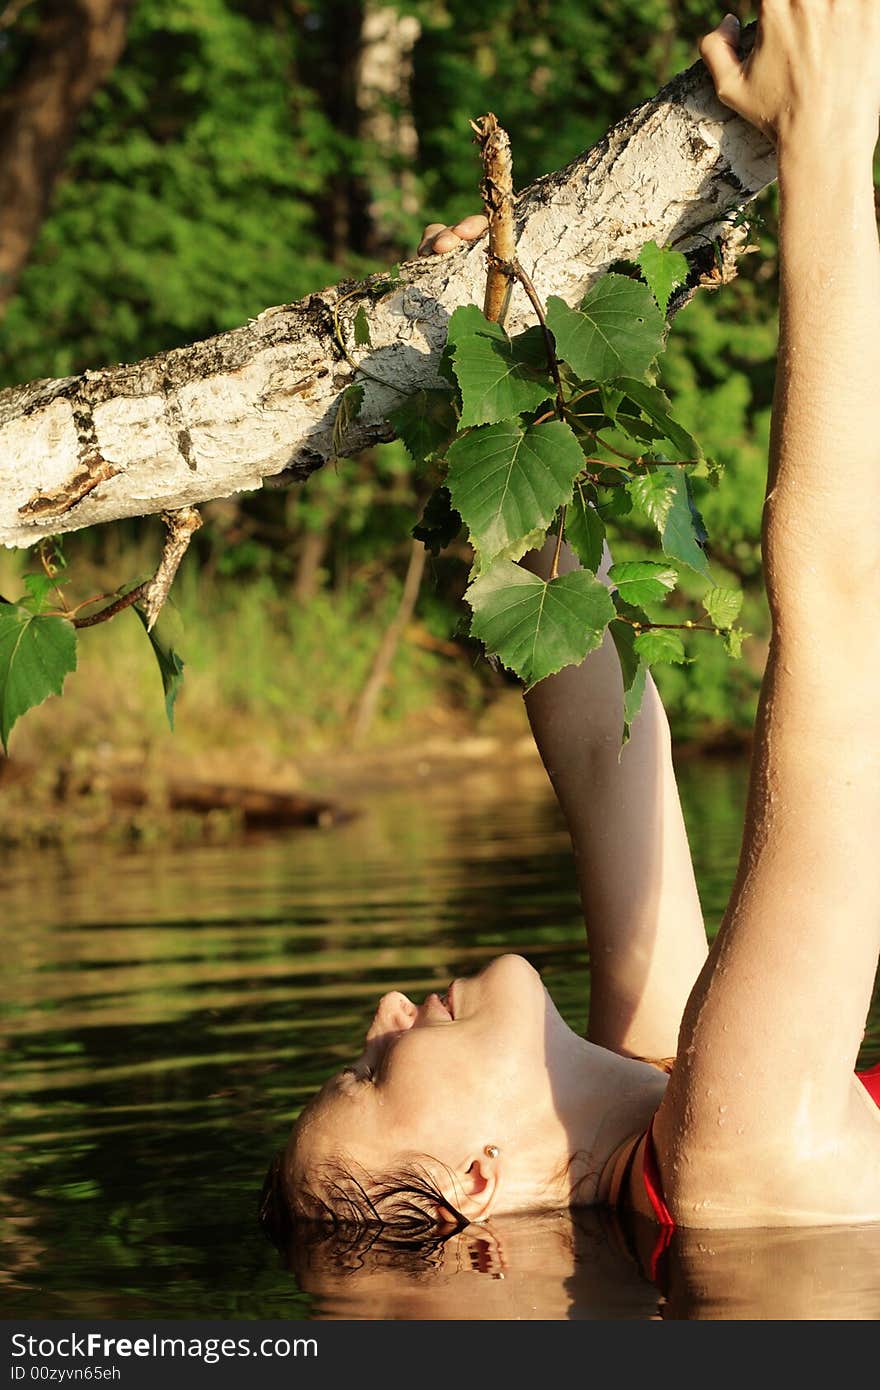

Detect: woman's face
288,954,560,1202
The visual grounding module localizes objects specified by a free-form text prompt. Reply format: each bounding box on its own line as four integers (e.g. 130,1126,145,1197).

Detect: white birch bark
0,47,776,550
356,2,422,246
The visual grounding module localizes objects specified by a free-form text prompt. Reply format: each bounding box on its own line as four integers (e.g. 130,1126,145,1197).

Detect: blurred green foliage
0,0,782,746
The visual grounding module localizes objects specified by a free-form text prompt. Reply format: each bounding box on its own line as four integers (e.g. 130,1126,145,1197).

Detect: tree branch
471,112,517,324
0,27,775,550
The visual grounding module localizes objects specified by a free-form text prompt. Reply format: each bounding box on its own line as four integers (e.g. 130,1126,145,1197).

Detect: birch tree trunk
355,1,421,254
0,37,776,551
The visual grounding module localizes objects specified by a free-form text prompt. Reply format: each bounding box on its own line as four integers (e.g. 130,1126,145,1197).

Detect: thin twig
38,538,69,612
71,507,202,631
331,289,410,395
45,592,113,619
588,434,642,464
617,616,716,633
73,582,149,629
549,507,566,581
509,258,566,418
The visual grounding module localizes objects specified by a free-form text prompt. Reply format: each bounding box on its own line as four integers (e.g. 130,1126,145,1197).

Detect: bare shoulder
652,1071,880,1229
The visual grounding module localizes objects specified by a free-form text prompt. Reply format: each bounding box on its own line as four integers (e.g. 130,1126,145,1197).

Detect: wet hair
258,1147,469,1266
259,1055,678,1266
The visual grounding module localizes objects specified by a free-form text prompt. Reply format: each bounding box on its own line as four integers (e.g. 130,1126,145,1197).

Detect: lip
447,980,458,1020
420,990,452,1022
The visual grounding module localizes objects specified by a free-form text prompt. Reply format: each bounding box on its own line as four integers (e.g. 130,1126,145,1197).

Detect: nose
366,990,417,1042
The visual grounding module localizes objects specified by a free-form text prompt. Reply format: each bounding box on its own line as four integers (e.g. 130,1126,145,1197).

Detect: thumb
699,14,743,102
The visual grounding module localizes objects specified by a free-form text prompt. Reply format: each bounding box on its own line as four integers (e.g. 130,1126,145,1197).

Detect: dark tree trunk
0,0,133,312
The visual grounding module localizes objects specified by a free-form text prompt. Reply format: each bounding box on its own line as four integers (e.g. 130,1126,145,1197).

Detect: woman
262,3,880,1245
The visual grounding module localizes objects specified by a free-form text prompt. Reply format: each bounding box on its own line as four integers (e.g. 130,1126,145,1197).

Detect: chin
475,953,547,1008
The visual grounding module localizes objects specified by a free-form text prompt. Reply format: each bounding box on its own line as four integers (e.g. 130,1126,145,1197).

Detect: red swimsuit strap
634,1069,880,1286
856,1063,880,1107
641,1116,675,1227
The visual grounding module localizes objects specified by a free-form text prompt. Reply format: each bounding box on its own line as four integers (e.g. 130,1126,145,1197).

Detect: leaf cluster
0,566,185,752
388,243,748,741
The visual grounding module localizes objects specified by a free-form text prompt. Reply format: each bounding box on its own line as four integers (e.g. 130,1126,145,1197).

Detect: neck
503,1018,669,1213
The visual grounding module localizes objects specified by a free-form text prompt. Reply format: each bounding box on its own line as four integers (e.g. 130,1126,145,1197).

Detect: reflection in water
290,1208,880,1321
1,756,878,1319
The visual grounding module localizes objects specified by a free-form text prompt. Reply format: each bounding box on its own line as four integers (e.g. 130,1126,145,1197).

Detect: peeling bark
0,41,776,550
0,0,133,313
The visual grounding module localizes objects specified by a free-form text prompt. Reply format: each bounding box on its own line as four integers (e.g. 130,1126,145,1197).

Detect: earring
484,1144,500,1159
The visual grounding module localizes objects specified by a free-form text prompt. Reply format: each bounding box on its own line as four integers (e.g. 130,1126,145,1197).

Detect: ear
432,1149,503,1227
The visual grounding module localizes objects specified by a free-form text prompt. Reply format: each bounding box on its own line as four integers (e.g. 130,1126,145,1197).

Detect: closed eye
342,1064,375,1083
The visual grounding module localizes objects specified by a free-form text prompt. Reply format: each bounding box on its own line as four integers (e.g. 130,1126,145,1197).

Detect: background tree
0,0,134,313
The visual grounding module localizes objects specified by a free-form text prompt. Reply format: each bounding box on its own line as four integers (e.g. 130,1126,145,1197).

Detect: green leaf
331,381,365,456
723,627,748,658
446,418,585,563
467,561,615,689
596,486,633,521
636,240,689,315
469,527,548,581
565,482,605,572
703,586,743,630
390,388,458,467
634,628,687,665
608,560,677,607
412,487,462,556
629,467,711,577
609,619,647,744
614,414,667,448
446,305,554,427
20,573,58,614
628,470,676,530
545,275,665,383
611,592,651,629
705,455,725,487
134,605,185,731
599,384,625,421
662,471,710,576
353,305,372,347
614,378,702,461
0,605,77,752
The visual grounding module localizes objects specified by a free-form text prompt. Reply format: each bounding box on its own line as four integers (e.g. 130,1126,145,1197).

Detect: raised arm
657,4,880,1221
420,218,708,1061
521,539,708,1062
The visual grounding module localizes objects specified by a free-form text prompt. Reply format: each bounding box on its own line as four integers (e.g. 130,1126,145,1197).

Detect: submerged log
107,776,354,829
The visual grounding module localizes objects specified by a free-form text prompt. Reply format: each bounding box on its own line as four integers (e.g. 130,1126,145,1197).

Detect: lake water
2,755,879,1320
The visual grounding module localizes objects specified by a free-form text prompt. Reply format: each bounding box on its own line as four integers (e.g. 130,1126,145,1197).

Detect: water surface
2,756,878,1319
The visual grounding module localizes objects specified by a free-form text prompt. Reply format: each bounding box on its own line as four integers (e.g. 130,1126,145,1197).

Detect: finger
699,13,743,104
418,222,448,256
431,229,465,254
450,214,488,241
